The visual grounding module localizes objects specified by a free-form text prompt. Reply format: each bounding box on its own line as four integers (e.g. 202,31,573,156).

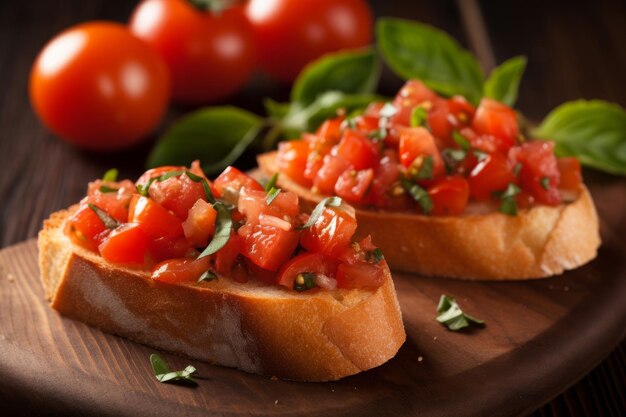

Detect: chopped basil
150,354,197,385
410,106,428,127
436,295,484,331
441,148,467,174
296,196,343,230
293,272,317,292
184,171,215,203
513,162,522,176
472,149,488,161
415,155,434,180
197,202,232,259
136,178,156,197
88,203,119,230
102,168,118,182
379,102,398,119
496,183,521,216
401,179,432,215
266,187,282,205
368,128,387,140
365,248,385,264
264,173,279,192
452,131,470,151
198,270,218,283
540,176,550,190
99,185,118,193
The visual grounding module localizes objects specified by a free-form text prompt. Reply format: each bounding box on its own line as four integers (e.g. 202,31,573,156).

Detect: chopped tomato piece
244,259,276,285
147,236,193,263
428,177,470,216
509,141,561,205
313,154,352,195
98,223,148,265
237,188,299,225
182,199,217,247
468,152,516,200
65,204,109,252
427,96,475,148
557,157,582,192
276,252,337,290
369,150,410,210
472,98,518,152
238,224,299,271
334,129,378,170
151,257,211,284
334,168,374,204
315,116,344,145
300,207,357,257
129,195,184,239
391,80,439,126
398,127,445,178
213,231,241,275
276,140,311,186
336,261,387,289
86,179,136,222
213,166,264,199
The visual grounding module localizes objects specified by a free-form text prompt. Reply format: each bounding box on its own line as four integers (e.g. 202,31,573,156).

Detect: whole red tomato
245,0,373,82
30,22,169,151
130,0,255,104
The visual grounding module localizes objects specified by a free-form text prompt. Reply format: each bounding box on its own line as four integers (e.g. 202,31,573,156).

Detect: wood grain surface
0,0,625,416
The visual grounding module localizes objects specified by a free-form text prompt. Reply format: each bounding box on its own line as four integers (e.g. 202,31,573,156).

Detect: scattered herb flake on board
150,354,197,385
436,295,484,331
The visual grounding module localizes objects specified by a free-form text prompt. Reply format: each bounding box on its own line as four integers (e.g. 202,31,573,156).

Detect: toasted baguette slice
258,151,601,280
38,209,406,382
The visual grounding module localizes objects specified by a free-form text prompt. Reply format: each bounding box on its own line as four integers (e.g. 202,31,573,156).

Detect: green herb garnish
296,196,343,230
401,179,432,215
198,270,218,283
410,106,428,127
496,183,521,216
513,162,522,176
88,203,119,230
184,171,215,203
150,354,197,385
102,168,118,182
472,149,488,161
365,248,385,264
266,187,282,205
441,148,467,174
293,272,317,292
415,155,434,180
436,295,484,331
452,131,470,151
198,202,232,259
540,177,550,190
264,173,279,192
99,185,118,193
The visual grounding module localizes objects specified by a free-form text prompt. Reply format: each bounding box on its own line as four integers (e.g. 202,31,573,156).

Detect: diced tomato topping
129,195,184,239
472,98,518,152
65,204,110,252
276,140,311,186
98,223,148,265
182,199,217,247
147,236,192,263
315,116,344,144
336,261,387,289
428,176,470,216
334,168,374,204
300,207,357,257
238,224,299,271
334,129,378,170
391,80,439,127
468,153,517,201
86,179,136,222
237,188,299,225
398,127,445,178
557,157,582,192
427,96,475,148
313,154,352,195
213,166,264,199
244,259,276,285
151,257,211,284
276,252,337,290
509,141,562,205
213,232,241,275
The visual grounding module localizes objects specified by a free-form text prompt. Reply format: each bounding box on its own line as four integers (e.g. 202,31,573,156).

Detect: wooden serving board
1,174,625,417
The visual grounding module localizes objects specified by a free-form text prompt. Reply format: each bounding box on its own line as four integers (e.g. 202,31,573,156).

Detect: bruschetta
258,80,601,280
38,163,405,381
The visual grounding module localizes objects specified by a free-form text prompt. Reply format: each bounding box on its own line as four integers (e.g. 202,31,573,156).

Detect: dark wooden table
0,0,624,415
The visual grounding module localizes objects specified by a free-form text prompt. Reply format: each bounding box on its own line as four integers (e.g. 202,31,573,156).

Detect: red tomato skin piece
65,204,110,252
151,256,211,284
300,207,357,257
557,157,582,192
428,177,470,216
276,140,312,186
472,98,518,152
509,141,562,206
468,153,517,201
128,195,184,239
398,127,445,178
238,224,299,271
334,168,374,204
276,252,336,289
313,154,353,195
99,223,149,264
333,129,378,170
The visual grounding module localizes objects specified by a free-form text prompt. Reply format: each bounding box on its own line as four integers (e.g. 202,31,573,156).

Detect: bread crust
38,208,405,381
258,151,601,280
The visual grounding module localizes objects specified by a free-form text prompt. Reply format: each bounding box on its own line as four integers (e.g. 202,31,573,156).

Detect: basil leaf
147,106,263,176
266,187,281,205
534,100,626,176
415,155,434,179
483,56,527,106
540,177,550,190
264,98,291,120
102,168,118,182
496,183,521,216
198,270,218,283
452,131,470,151
264,173,279,192
441,148,467,173
150,354,197,385
410,106,428,127
296,197,343,230
198,203,232,259
401,179,432,215
365,248,385,264
185,171,215,204
99,185,118,193
291,48,381,107
377,18,484,104
88,203,119,230
436,295,484,331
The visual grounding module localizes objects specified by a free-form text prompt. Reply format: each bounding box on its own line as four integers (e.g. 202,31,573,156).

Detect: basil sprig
436,295,484,331
88,203,119,230
150,354,197,385
535,100,626,176
297,197,343,230
197,202,232,259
